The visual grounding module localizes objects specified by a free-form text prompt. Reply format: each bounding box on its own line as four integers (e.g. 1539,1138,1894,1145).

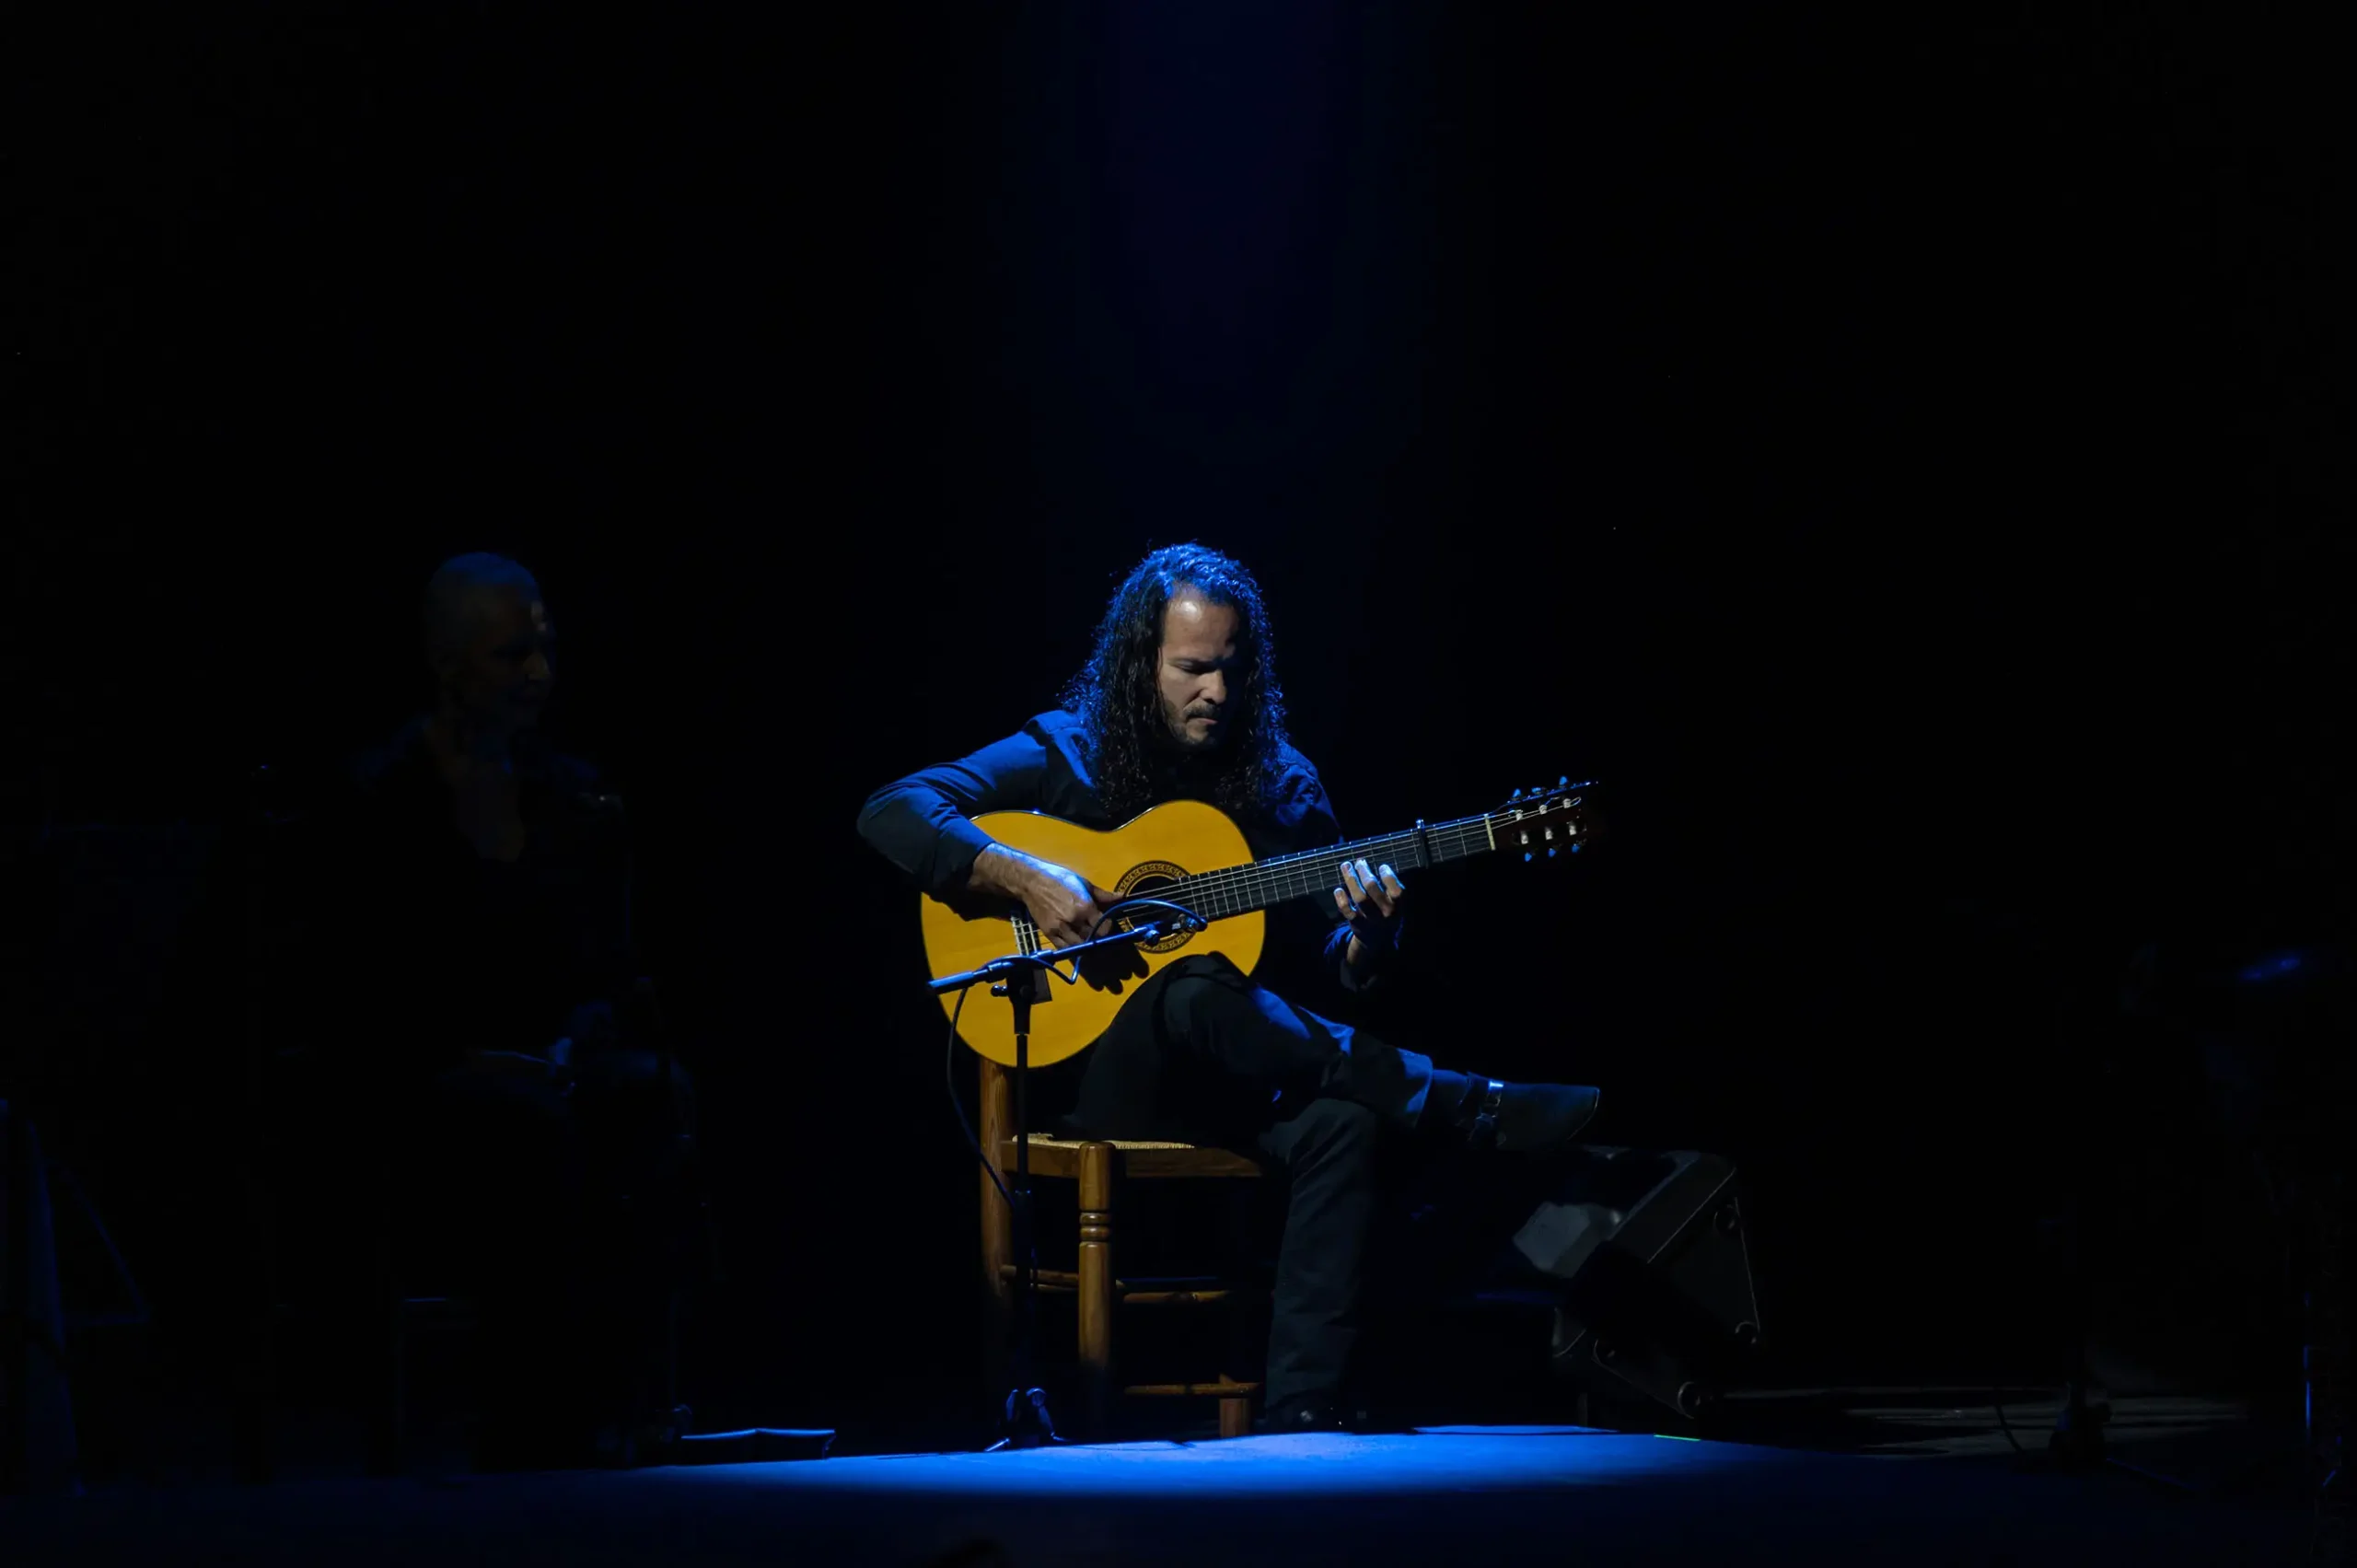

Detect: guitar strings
1173,795,1581,914
1164,819,1491,918
1154,814,1500,921
1181,834,1483,915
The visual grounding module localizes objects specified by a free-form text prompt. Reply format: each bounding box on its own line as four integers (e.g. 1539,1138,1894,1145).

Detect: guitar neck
1170,813,1498,923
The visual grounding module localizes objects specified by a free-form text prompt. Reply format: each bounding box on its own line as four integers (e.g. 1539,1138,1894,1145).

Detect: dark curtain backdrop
13,5,2345,1440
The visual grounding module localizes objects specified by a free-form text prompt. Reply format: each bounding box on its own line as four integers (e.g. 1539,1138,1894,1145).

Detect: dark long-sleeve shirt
308,719,638,1081
857,709,1390,996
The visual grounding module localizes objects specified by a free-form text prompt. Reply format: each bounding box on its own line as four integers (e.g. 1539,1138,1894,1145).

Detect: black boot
1255,1391,1349,1434
1428,1073,1600,1157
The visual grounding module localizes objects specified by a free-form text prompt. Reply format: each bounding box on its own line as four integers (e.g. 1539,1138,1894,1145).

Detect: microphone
926,909,1206,995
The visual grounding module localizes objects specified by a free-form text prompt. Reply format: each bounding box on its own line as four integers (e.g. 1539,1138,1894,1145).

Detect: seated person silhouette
304,552,691,1469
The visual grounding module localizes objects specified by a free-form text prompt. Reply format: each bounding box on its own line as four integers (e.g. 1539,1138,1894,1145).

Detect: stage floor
8,1421,2316,1568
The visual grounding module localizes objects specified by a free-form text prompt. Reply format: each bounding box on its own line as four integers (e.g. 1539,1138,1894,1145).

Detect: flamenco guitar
921,779,1597,1066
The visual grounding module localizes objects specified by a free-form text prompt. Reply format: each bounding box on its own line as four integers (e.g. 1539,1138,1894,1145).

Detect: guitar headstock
1493,776,1599,863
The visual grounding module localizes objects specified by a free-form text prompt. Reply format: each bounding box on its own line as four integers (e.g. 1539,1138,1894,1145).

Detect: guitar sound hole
1113,863,1196,954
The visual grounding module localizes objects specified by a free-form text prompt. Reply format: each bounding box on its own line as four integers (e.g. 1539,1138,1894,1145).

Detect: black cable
1086,897,1203,943
1991,1376,2027,1454
945,985,1016,1213
42,1161,150,1331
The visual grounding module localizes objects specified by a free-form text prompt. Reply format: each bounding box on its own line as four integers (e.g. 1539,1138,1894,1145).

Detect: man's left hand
1334,858,1406,966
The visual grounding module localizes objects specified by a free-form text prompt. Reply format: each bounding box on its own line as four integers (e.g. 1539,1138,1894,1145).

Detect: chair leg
235,1151,277,1484
1077,1143,1115,1439
365,1190,403,1478
366,1326,403,1474
1224,1183,1261,1440
978,1062,1014,1399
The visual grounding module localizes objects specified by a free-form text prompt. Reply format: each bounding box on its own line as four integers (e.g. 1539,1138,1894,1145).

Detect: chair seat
1025,1133,1200,1151
997,1266,1259,1306
1004,1134,1263,1180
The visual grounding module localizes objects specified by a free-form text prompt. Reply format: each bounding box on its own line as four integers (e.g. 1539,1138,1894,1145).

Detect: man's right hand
970,843,1114,949
1023,859,1120,950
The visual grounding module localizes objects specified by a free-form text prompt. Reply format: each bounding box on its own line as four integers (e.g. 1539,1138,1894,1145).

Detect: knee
580,1048,691,1098
1288,1099,1381,1161
571,1051,693,1144
1155,973,1223,1036
1155,965,1254,1036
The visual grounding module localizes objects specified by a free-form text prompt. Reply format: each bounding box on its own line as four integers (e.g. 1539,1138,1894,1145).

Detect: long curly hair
1060,544,1292,822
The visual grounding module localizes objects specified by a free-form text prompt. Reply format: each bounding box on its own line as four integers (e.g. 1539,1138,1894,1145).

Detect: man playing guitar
859,543,1602,1433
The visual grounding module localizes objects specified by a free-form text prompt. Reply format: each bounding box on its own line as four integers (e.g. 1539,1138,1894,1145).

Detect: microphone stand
930,912,1203,1450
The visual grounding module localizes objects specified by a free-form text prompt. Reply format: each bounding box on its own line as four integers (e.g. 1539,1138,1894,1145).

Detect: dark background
11,5,2347,1455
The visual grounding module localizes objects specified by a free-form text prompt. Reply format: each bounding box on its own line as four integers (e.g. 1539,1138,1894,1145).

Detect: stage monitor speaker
1512,1146,1761,1421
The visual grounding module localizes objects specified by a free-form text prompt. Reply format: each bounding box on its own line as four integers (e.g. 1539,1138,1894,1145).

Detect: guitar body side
918,800,1266,1066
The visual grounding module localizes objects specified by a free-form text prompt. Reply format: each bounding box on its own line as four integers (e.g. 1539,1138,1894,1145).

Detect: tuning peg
1509,786,1524,801
1558,774,1570,789
1547,847,1558,859
1523,852,1534,863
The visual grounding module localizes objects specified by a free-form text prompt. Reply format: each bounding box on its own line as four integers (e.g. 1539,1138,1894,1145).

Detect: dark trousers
412,1049,693,1456
1064,958,1437,1408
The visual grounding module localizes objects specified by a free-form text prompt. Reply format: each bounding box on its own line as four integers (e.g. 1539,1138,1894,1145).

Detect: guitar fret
1172,809,1522,922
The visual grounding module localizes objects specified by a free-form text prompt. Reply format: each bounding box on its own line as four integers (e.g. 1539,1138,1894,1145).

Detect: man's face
446,588,554,733
1156,590,1240,753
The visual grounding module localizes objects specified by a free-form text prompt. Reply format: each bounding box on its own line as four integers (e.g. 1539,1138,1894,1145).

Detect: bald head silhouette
422,553,553,742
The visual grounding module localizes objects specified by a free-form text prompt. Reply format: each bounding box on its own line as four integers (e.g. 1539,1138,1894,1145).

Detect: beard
1161,701,1227,754
1097,693,1265,818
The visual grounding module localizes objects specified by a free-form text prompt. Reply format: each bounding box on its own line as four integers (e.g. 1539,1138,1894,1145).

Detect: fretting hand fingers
1333,858,1406,930
1350,858,1402,917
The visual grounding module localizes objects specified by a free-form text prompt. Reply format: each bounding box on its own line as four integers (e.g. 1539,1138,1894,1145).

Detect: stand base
986,1387,1066,1451
2045,1380,2110,1473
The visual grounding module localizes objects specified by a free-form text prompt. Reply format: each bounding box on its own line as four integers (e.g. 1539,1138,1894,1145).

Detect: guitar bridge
1006,913,1053,1003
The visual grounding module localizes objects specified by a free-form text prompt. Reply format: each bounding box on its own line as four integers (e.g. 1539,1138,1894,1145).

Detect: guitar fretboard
1169,813,1496,922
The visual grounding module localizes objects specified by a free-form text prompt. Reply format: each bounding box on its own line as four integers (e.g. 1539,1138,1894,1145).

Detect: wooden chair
976,1057,1266,1439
